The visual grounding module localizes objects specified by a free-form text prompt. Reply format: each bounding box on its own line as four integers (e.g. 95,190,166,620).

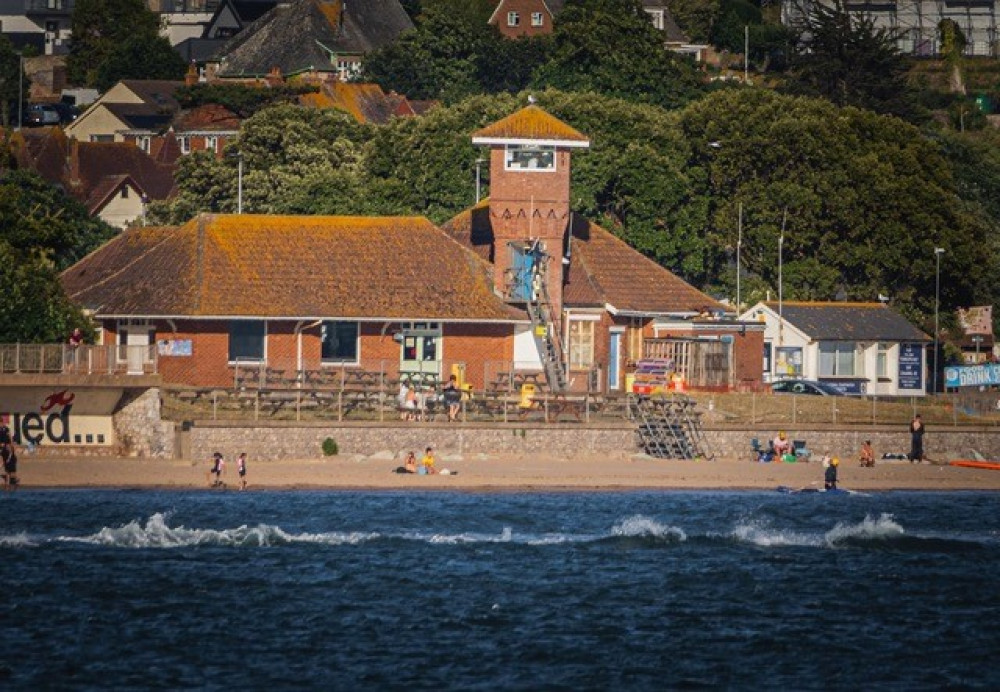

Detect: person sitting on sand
394,452,418,474
773,431,792,456
825,457,839,490
421,447,437,475
859,441,875,468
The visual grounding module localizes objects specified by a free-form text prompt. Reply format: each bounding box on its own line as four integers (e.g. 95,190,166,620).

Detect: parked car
771,379,845,396
23,102,79,126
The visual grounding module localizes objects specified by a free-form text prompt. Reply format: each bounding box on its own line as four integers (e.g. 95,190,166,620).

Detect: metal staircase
526,258,568,393
631,394,713,460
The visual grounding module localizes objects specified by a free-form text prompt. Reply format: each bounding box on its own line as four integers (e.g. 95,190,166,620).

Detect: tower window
505,144,556,171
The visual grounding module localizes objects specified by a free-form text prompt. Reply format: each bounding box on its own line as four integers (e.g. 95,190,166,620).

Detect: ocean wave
427,526,515,544
728,519,822,548
825,513,905,546
603,515,687,544
0,532,36,548
60,513,381,548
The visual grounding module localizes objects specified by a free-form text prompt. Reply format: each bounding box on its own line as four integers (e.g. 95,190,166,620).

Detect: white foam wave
0,532,36,548
610,515,687,542
428,526,514,544
825,513,904,545
61,513,381,548
729,520,821,547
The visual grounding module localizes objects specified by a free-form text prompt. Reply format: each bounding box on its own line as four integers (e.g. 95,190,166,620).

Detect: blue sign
944,363,1000,388
898,342,923,391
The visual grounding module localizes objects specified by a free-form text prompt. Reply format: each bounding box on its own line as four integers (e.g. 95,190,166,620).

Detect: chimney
185,62,199,86
67,137,81,187
265,66,284,87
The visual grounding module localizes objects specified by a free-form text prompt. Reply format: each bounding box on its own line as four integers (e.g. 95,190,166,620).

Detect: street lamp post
933,247,945,394
17,52,23,131
778,208,787,346
736,201,742,312
236,153,243,214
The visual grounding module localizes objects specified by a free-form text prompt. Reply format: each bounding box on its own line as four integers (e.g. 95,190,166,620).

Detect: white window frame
504,144,556,172
877,342,890,379
228,320,267,364
531,12,544,27
178,136,190,154
116,319,155,364
320,321,360,366
819,341,857,377
137,135,151,154
568,318,596,370
205,135,219,154
507,11,519,26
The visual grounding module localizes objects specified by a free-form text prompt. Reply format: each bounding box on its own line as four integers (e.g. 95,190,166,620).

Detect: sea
2,489,999,691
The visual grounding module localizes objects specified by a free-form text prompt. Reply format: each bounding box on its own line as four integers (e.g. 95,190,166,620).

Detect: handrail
0,343,158,375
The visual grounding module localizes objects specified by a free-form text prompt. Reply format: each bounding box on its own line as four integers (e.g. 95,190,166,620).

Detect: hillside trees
94,33,187,92
784,0,922,121
0,37,29,128
0,171,115,341
675,89,993,320
531,0,705,109
67,0,162,86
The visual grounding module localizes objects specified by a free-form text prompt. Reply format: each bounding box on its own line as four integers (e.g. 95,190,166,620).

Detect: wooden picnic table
518,394,588,422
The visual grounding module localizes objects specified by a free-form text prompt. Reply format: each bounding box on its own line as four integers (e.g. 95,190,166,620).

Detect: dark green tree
0,170,116,341
530,0,705,110
94,34,187,92
0,37,30,128
784,0,921,120
67,0,159,86
175,83,318,119
675,89,992,321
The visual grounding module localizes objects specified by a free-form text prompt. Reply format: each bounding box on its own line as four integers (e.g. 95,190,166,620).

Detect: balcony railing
0,343,158,376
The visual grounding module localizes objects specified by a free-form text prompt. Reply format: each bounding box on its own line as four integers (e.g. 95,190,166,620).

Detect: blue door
609,331,622,389
509,245,535,301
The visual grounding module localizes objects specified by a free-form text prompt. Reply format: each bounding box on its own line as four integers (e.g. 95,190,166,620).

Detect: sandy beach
10,452,1000,491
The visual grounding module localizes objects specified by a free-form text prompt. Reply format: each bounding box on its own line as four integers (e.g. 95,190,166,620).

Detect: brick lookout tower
472,104,590,392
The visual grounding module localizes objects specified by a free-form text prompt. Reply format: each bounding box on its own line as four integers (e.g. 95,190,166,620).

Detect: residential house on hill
488,0,563,38
65,80,184,143
0,0,73,55
11,127,177,227
740,301,931,395
172,0,279,63
209,0,413,81
119,103,242,159
59,105,762,392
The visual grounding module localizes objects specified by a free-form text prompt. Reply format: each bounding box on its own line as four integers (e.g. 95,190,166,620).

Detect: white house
740,301,931,396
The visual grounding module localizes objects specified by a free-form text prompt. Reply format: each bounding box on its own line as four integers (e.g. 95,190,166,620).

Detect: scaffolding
631,394,714,460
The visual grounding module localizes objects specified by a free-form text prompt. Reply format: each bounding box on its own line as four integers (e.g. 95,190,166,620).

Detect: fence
690,391,1000,427
0,343,158,375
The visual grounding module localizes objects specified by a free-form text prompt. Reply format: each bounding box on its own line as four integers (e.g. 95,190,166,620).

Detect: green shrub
322,438,339,456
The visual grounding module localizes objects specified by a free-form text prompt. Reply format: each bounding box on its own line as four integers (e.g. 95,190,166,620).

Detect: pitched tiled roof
472,105,589,145
121,80,185,111
72,142,177,203
299,81,407,124
761,302,930,341
62,214,524,322
215,0,413,77
441,204,725,315
104,103,175,133
172,103,242,132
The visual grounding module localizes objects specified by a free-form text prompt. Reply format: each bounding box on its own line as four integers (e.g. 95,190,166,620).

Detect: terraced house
60,106,763,393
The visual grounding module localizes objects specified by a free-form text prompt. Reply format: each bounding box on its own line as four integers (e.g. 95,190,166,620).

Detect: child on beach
207,452,225,487
421,447,437,475
237,452,247,490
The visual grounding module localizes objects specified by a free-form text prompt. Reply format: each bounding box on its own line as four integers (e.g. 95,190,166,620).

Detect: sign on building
898,342,924,391
944,363,1000,389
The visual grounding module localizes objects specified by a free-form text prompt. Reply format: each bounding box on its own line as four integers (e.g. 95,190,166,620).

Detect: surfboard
949,460,1000,471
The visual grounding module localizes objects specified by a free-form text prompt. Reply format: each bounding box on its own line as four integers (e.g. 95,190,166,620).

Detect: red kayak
950,460,1000,471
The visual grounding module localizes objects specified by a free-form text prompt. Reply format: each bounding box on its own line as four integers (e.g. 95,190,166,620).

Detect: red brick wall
489,0,554,38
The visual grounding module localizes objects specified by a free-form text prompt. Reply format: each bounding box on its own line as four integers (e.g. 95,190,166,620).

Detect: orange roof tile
62,214,524,322
472,105,589,146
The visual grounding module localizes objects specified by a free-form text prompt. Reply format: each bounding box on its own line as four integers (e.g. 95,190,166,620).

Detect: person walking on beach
207,452,225,487
1,443,18,491
909,415,925,463
236,452,247,490
859,440,875,468
824,457,839,491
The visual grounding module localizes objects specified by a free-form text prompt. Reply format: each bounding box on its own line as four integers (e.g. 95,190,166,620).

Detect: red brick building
60,105,763,392
488,0,561,39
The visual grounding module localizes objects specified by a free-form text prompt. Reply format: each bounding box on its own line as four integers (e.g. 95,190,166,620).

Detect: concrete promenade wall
183,421,1000,461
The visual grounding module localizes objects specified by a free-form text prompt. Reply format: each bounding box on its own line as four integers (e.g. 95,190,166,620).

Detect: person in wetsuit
824,457,839,491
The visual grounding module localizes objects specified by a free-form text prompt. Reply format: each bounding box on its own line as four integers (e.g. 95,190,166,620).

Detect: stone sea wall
180,421,1000,462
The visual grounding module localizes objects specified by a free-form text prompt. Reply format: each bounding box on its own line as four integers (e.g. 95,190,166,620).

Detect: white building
740,301,931,396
